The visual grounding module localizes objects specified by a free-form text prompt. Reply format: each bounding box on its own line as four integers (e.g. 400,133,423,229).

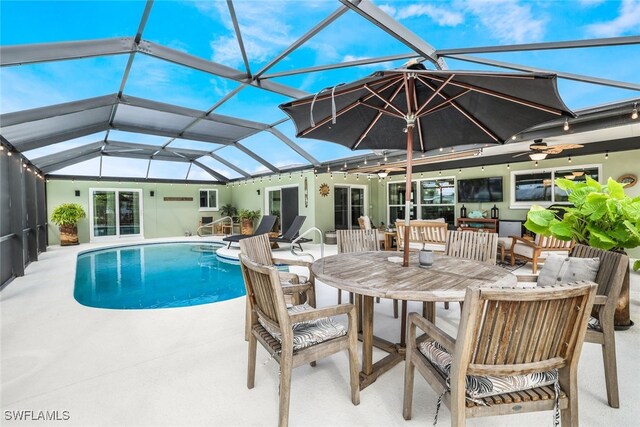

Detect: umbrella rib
289,74,401,106
364,85,406,117
300,100,362,136
415,75,455,117
427,75,566,115
419,79,501,141
352,82,405,150
299,76,404,137
416,87,471,116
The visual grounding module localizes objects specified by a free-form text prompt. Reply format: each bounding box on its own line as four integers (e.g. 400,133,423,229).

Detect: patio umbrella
279,66,574,267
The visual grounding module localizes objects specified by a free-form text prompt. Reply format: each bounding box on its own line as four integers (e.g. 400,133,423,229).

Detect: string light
481,165,484,171
383,153,387,162
568,155,572,163
535,161,539,167
632,103,638,120
458,169,462,174
439,170,442,175
364,157,367,165
7,151,12,156
507,164,510,169
439,147,443,152
605,151,609,160
563,119,569,131
344,162,347,169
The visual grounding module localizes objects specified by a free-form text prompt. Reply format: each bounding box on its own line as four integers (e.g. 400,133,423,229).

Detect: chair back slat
238,251,288,332
538,234,574,250
445,231,497,264
571,244,628,297
240,233,274,266
570,244,628,318
461,284,596,374
337,229,379,253
395,220,448,248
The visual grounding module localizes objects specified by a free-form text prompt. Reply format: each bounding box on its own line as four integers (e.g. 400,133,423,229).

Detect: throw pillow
537,254,600,287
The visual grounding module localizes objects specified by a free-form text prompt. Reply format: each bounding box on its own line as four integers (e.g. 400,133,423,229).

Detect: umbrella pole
402,130,413,267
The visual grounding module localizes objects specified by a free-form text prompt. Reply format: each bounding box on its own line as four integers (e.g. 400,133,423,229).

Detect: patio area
2,237,639,426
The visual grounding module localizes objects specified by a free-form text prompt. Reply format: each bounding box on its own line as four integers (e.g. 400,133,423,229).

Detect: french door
90,188,143,241
334,185,366,230
265,185,299,234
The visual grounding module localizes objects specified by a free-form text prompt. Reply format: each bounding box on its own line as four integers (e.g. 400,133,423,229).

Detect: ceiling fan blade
554,143,584,150
512,152,531,158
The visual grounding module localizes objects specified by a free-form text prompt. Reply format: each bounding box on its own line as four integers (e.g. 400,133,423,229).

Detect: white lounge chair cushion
419,339,558,399
497,237,513,250
537,254,600,287
259,303,347,351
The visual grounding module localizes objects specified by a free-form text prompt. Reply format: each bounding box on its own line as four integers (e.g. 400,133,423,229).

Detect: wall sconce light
75,190,80,197
256,189,260,195
150,191,155,197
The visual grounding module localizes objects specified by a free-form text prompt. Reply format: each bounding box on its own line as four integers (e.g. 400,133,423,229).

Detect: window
387,177,456,226
510,165,600,208
199,189,218,211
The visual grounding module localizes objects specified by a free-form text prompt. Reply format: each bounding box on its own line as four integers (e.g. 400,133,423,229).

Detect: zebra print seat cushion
419,339,558,399
259,303,347,351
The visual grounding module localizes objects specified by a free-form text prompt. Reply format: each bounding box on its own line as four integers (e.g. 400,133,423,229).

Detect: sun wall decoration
319,183,330,197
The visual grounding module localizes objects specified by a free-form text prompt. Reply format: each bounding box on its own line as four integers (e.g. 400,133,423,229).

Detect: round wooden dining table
311,251,517,389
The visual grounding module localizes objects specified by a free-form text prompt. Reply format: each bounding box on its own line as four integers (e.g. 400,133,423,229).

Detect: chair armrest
594,295,607,306
511,236,540,249
281,283,313,294
272,257,312,268
407,312,456,353
289,303,355,324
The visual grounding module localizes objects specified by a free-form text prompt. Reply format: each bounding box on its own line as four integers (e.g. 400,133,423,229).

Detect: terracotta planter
241,219,254,235
59,224,79,246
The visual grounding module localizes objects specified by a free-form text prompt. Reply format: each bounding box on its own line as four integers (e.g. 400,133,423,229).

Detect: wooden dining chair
439,230,498,310
396,220,448,252
240,233,316,340
239,252,360,427
403,282,597,426
444,230,498,265
510,234,574,274
517,244,629,408
336,229,399,318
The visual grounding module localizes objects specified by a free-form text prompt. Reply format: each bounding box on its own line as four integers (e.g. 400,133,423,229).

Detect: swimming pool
74,243,245,309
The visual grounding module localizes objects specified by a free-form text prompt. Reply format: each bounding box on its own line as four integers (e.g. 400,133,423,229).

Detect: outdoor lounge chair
269,215,310,251
222,215,277,248
239,245,360,427
403,282,596,426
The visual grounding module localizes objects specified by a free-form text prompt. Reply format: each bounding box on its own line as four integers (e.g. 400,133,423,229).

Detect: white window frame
509,164,602,209
199,188,219,211
386,176,456,225
263,184,299,215
89,188,144,242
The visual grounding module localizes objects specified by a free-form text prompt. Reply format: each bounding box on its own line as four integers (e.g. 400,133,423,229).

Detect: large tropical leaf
607,177,625,200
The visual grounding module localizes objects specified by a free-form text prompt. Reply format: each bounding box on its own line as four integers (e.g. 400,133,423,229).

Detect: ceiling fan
371,166,405,178
513,139,584,161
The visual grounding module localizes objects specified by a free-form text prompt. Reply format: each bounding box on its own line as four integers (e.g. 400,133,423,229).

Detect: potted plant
50,203,86,246
239,209,260,235
525,176,640,327
219,203,238,233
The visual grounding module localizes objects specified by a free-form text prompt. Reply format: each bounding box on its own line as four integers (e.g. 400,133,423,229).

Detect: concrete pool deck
2,236,639,426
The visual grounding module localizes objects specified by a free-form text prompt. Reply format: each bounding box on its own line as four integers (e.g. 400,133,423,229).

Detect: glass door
90,189,143,240
334,185,367,230
267,189,282,233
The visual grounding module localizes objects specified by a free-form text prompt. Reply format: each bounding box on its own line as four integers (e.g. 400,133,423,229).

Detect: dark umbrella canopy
279,68,574,267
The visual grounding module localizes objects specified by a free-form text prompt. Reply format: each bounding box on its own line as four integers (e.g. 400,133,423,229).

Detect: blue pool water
74,243,245,309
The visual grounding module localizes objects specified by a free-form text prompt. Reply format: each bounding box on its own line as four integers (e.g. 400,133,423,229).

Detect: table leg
362,295,374,376
354,294,363,333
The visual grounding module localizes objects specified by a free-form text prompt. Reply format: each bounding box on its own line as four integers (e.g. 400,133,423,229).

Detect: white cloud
379,3,463,26
463,0,547,43
578,0,606,6
192,1,296,68
585,0,640,37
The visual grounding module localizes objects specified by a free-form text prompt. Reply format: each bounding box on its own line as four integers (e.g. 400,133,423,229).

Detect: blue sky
1,0,638,180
